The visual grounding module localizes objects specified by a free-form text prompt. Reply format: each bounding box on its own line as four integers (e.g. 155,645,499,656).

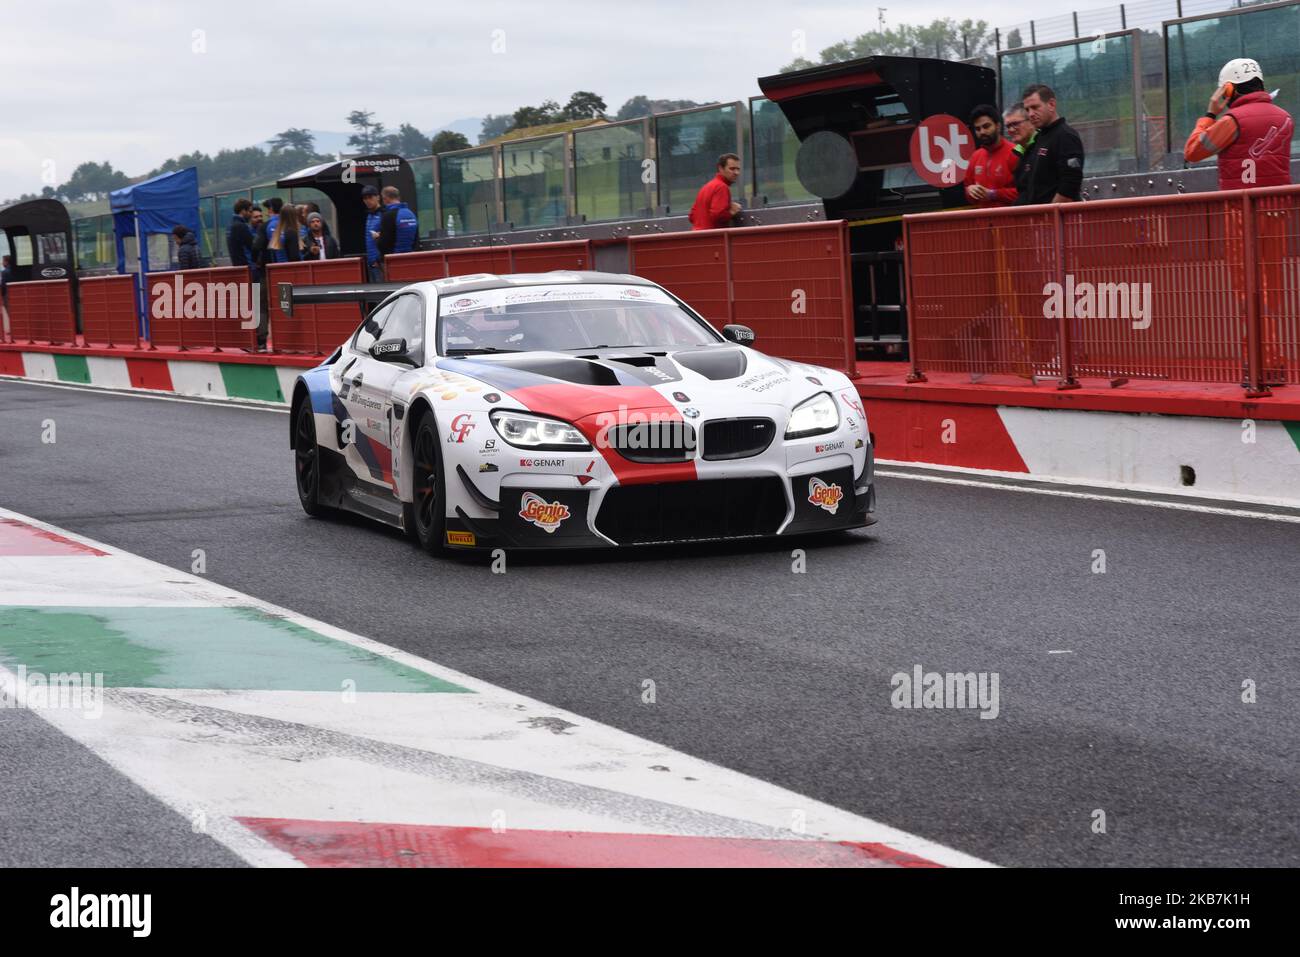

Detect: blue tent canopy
111,166,200,273
110,167,200,333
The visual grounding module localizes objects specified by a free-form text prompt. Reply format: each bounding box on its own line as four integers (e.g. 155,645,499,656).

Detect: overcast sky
2,0,1093,199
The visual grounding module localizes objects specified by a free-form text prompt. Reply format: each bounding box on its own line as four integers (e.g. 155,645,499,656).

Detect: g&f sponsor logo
909,114,973,187
807,477,843,514
519,492,570,532
448,413,475,443
838,391,864,418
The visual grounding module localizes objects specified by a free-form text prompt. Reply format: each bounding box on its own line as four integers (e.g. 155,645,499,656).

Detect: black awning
277,154,418,258
757,56,997,219
0,198,77,282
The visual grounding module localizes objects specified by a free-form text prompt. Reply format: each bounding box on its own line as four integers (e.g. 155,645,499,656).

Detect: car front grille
595,477,787,545
605,422,696,463
701,418,776,461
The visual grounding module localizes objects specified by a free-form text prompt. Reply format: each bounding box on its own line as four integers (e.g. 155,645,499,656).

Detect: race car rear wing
275,281,407,318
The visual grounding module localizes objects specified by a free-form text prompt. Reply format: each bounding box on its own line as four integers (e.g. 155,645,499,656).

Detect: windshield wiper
444,347,521,356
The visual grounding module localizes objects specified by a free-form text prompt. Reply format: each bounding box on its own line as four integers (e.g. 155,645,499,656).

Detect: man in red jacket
964,104,1019,207
1184,57,1293,189
689,153,742,229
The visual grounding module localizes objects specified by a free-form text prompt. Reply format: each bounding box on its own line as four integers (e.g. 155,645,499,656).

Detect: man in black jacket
226,198,256,269
1015,84,1085,205
304,213,339,260
173,225,202,269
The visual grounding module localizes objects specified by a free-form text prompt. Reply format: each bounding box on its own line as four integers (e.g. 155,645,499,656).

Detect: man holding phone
1183,58,1293,190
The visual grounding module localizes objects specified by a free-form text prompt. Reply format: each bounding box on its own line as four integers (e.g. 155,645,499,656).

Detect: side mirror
370,338,416,365
722,324,756,345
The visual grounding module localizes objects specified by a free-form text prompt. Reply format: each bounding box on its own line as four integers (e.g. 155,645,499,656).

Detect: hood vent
487,355,621,387
673,348,748,381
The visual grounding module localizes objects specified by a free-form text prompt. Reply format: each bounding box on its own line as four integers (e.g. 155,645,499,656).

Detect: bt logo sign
909,114,974,188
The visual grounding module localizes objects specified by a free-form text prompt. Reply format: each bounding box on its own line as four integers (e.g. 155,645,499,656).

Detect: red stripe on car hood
509,383,697,485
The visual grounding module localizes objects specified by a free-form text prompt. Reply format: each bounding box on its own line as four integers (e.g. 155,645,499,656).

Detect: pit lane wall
866,394,1300,508
0,346,314,405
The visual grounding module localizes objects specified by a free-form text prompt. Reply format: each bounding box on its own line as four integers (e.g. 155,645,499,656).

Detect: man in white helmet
1183,57,1294,190
1185,59,1292,384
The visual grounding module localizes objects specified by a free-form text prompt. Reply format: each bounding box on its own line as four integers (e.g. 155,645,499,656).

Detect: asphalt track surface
1,379,1296,868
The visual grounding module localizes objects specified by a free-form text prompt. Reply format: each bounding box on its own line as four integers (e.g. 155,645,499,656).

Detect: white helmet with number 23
1219,58,1263,87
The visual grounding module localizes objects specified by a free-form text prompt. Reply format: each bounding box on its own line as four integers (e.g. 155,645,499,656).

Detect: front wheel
405,416,447,553
294,401,332,517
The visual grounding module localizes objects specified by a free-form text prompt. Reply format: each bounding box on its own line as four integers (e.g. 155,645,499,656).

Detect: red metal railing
145,266,258,351
385,240,595,282
266,258,367,354
79,275,140,348
903,184,1300,395
629,221,857,374
4,279,76,345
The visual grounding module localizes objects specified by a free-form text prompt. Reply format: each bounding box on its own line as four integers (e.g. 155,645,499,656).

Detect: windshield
437,283,719,354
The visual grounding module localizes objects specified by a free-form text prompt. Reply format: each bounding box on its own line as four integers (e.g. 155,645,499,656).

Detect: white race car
288,271,875,552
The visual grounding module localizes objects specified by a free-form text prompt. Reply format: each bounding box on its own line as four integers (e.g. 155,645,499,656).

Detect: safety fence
3,279,77,345
80,275,140,348
903,183,1300,395
628,221,857,373
384,240,594,282
265,258,367,355
144,266,258,351
4,223,858,373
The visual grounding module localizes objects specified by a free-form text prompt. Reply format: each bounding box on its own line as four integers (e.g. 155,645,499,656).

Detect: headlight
784,392,839,439
490,410,591,450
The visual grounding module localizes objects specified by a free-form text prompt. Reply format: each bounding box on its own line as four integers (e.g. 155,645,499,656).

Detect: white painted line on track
0,375,290,413
876,456,1300,511
875,468,1300,524
0,506,995,868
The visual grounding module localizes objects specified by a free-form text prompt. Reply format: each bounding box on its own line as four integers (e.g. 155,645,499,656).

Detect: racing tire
406,414,447,554
294,400,333,517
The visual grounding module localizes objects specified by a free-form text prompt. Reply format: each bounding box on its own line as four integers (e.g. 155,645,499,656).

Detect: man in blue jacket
362,186,383,282
377,186,418,261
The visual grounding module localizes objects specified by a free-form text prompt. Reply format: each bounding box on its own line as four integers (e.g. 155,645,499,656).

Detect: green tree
782,18,993,70
346,110,386,153
59,161,131,202
479,114,514,143
511,99,562,130
562,91,607,120
431,130,471,153
382,123,432,156
615,95,651,121
270,128,315,153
